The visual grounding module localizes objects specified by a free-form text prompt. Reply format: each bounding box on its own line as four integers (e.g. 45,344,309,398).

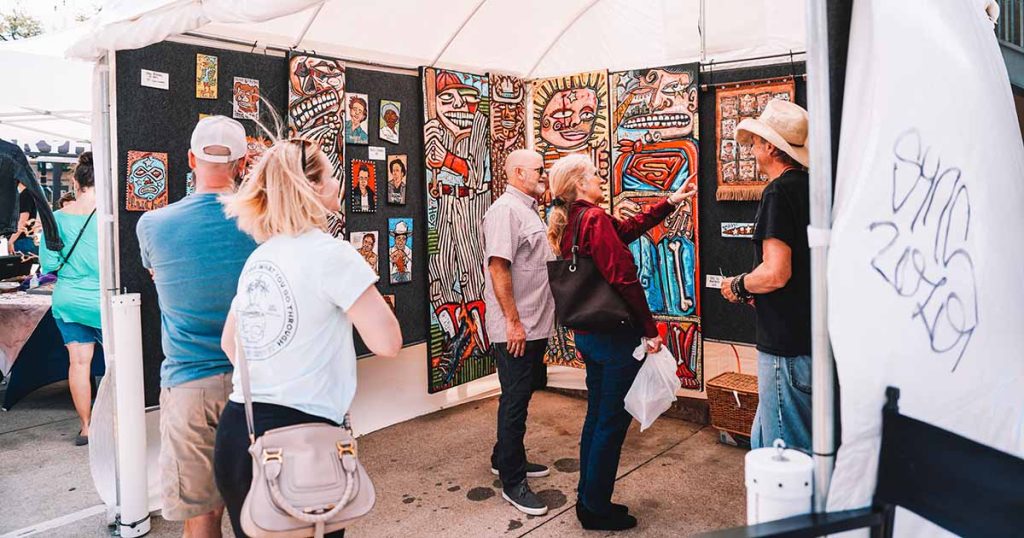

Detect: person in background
8,182,39,256
481,149,554,516
39,151,99,446
215,137,401,538
136,116,258,538
58,191,76,209
545,153,695,531
721,100,812,452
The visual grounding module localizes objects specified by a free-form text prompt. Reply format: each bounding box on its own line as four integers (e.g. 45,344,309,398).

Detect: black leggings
214,400,345,538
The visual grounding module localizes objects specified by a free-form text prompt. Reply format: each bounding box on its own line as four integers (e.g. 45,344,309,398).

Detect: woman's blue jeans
751,351,813,451
573,330,643,513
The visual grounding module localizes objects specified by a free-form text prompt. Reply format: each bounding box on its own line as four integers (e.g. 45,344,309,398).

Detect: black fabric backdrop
696,62,807,344
115,41,426,405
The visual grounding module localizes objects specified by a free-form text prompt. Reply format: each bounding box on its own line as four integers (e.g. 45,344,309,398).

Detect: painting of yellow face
539,88,598,150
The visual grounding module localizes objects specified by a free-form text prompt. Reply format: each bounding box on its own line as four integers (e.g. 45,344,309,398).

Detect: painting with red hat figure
714,77,795,201
607,63,703,389
422,67,495,393
488,73,526,201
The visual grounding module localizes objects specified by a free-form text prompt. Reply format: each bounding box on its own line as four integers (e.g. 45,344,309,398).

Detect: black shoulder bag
52,209,96,276
546,208,633,332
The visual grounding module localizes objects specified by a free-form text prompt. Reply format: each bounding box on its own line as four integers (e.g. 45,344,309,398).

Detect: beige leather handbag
236,337,375,538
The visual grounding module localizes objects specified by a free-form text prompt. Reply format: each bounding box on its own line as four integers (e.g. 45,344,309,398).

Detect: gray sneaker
491,461,551,478
502,481,548,516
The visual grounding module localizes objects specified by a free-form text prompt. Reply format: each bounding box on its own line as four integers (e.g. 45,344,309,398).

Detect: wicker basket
706,372,758,437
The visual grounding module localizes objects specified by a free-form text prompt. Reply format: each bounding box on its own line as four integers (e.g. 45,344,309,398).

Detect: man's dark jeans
491,339,548,488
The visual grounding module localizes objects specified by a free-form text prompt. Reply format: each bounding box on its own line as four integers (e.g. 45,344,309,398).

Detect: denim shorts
54,318,103,345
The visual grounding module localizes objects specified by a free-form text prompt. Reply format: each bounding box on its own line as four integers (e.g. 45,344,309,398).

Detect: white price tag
368,146,386,160
705,274,724,289
141,69,169,90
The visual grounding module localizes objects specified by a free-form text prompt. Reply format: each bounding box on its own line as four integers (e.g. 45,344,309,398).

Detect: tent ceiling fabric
69,0,805,77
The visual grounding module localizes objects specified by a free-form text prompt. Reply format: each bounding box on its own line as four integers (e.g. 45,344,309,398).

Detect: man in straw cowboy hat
389,220,412,283
721,99,813,451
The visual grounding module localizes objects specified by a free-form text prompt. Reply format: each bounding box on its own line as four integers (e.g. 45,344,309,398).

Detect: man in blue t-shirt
137,116,257,536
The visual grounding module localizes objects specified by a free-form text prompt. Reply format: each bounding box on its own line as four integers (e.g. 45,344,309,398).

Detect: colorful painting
232,77,260,120
125,150,168,212
386,154,407,205
286,53,346,194
379,100,401,144
715,78,795,201
656,317,703,390
195,54,218,99
532,70,611,211
350,230,380,276
383,294,396,312
721,222,754,239
388,218,413,285
345,93,369,145
422,67,494,393
488,73,526,201
243,135,273,180
543,326,584,369
350,159,376,213
606,64,702,388
185,171,195,196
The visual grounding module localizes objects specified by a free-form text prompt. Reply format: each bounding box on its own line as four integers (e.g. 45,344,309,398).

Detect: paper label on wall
705,275,724,289
140,69,169,90
368,146,386,160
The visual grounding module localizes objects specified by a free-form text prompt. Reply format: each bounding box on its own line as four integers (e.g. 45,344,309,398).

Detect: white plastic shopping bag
624,341,681,431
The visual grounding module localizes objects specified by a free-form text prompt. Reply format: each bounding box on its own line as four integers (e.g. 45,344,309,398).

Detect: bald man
481,149,555,516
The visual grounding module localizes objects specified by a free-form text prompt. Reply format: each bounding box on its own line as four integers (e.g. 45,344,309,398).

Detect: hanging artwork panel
388,218,413,284
422,67,495,393
656,318,702,390
721,222,754,239
286,53,346,206
379,100,401,144
125,150,169,212
715,77,795,201
195,54,218,99
349,159,377,213
232,77,260,120
488,73,526,201
345,93,370,145
386,154,407,205
350,230,380,276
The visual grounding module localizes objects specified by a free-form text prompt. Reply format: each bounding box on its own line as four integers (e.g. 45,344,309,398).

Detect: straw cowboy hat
736,99,809,167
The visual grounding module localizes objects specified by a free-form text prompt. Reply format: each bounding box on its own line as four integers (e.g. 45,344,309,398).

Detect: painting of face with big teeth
618,68,698,140
287,53,346,186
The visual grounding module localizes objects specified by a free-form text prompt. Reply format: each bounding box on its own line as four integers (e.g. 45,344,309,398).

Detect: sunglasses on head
288,138,316,173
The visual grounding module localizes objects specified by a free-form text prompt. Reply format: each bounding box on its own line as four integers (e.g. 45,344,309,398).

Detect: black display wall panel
115,41,426,405
696,62,807,344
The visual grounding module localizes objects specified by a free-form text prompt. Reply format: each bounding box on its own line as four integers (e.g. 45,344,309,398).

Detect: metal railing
997,0,1024,49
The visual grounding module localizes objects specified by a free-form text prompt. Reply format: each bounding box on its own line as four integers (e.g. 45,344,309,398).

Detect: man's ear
187,150,197,170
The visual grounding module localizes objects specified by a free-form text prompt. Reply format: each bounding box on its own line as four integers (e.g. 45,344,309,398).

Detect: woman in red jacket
546,153,694,531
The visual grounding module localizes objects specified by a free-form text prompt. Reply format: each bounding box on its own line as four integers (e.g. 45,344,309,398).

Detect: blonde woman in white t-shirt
214,138,401,538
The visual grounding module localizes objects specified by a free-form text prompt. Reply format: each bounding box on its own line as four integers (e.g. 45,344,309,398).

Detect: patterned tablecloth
0,290,53,376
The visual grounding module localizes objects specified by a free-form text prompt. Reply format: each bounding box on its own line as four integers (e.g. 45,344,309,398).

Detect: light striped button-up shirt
481,186,556,343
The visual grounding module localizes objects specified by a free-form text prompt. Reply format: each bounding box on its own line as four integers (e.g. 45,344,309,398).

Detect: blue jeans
573,330,643,513
751,352,812,451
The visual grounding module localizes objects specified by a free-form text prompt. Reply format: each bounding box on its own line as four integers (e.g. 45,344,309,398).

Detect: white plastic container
745,440,813,524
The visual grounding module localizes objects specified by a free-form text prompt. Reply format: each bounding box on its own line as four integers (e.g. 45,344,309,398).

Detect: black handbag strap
569,206,592,270
55,208,96,274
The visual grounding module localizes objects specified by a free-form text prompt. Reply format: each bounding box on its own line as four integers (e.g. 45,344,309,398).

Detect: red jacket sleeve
579,208,659,338
612,198,676,245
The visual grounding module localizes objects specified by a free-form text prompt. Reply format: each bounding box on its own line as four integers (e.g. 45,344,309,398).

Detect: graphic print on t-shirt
237,260,298,360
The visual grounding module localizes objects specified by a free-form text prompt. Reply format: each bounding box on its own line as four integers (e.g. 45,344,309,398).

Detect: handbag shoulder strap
55,208,96,274
569,206,592,267
234,331,353,446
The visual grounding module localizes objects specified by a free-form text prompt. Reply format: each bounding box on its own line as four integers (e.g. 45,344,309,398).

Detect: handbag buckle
337,441,357,457
262,448,283,463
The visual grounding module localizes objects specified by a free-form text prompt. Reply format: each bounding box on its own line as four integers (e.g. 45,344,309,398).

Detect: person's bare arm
721,238,792,302
7,212,29,254
221,311,237,365
349,286,402,358
488,257,526,357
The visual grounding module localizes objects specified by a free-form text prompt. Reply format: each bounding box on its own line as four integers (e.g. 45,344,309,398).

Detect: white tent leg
804,0,836,513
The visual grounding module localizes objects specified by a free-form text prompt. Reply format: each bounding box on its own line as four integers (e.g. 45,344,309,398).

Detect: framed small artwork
382,294,396,312
233,77,260,120
344,93,369,145
350,230,380,276
721,222,755,239
738,160,756,181
388,218,413,284
195,54,218,99
379,100,401,144
386,154,407,205
350,159,376,213
126,151,169,212
720,140,736,161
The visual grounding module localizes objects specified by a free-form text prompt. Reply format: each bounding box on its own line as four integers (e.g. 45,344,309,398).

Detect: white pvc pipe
804,0,836,513
110,293,151,537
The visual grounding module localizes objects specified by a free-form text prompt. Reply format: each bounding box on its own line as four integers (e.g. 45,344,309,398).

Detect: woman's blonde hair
223,139,331,243
546,153,594,254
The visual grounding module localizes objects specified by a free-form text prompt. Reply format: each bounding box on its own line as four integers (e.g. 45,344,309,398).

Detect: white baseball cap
190,116,247,163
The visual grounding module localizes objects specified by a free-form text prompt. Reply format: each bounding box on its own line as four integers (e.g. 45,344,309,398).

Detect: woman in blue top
39,152,100,446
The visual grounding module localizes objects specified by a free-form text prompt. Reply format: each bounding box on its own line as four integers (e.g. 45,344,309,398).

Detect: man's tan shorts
158,372,231,521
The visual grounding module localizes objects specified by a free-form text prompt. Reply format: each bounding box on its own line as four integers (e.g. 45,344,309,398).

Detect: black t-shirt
752,169,811,357
18,188,37,220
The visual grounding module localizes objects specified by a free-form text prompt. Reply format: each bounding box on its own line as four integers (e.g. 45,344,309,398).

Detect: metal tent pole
805,0,836,513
